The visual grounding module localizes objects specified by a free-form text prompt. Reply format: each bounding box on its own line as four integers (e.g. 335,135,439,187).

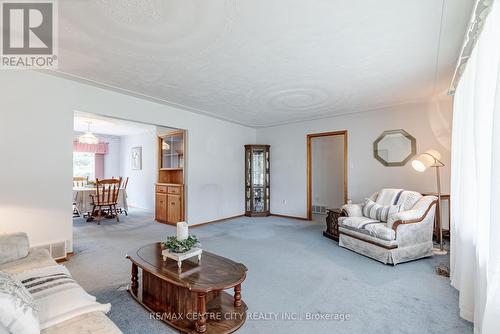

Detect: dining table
73,186,128,219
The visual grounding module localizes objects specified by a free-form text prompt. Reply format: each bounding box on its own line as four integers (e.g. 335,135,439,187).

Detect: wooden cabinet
155,184,183,224
245,145,270,217
155,193,167,222
167,194,181,223
156,129,185,225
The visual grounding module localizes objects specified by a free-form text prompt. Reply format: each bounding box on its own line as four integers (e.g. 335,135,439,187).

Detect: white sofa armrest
341,192,378,217
341,203,364,217
387,196,438,230
0,232,30,265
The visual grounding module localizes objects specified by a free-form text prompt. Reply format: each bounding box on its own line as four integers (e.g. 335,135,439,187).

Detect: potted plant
162,235,200,254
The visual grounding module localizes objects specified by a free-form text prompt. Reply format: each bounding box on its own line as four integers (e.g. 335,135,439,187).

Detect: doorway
72,111,187,227
307,131,348,221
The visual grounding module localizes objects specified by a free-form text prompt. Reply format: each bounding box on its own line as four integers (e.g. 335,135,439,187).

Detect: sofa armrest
0,232,30,265
388,197,437,231
341,203,364,217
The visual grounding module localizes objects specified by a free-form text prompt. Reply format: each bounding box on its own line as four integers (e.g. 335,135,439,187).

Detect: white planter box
162,247,202,270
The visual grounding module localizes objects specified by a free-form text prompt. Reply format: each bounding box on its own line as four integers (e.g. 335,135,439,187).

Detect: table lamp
411,150,447,255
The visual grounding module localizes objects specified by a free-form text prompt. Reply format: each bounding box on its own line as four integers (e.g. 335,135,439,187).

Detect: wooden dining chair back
91,177,122,224
73,176,88,188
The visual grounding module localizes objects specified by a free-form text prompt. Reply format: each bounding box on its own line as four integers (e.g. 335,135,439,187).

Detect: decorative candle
176,222,188,241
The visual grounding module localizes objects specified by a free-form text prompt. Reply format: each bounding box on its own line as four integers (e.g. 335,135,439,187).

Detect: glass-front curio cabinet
245,145,270,217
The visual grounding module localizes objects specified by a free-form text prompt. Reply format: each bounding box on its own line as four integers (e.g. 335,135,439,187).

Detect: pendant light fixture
78,122,99,145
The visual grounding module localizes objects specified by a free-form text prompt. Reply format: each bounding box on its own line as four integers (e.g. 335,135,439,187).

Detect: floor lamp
411,151,447,255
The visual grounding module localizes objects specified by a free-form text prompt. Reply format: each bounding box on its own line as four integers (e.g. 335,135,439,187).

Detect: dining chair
90,177,122,224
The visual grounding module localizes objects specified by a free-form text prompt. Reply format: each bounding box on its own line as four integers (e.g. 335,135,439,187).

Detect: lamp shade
411,150,442,172
78,121,99,145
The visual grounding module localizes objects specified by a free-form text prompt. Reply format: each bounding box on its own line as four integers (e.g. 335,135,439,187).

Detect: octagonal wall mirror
373,129,416,167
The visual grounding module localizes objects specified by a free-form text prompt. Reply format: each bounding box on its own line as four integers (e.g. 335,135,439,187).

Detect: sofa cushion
340,222,396,241
339,216,380,229
375,188,403,206
0,249,56,276
363,223,396,241
396,191,423,211
13,265,111,330
0,271,40,334
41,311,122,334
0,233,30,265
339,226,398,247
341,203,363,217
362,199,402,222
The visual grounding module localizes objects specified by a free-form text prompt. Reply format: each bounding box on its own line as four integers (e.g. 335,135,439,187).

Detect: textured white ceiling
55,0,474,127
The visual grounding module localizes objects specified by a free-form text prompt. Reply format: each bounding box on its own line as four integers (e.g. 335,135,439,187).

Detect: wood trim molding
391,200,438,232
339,231,398,250
190,215,244,228
306,130,348,221
55,251,75,263
271,214,308,221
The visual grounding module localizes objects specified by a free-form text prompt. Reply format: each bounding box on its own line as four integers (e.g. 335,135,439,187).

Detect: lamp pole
434,165,444,252
424,153,446,254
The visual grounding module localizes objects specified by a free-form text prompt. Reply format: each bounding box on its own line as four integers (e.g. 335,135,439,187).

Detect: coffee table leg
131,263,138,296
196,292,207,333
234,284,242,307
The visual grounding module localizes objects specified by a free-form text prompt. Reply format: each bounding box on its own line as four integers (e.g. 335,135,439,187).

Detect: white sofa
0,233,121,334
338,188,437,265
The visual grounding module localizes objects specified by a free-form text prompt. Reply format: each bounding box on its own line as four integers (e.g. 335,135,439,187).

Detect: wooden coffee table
126,243,248,334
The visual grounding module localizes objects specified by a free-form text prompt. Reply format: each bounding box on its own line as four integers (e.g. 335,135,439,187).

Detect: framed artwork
131,147,142,170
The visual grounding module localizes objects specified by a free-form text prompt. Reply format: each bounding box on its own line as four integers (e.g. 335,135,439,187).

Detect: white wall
0,71,256,251
0,69,453,250
311,136,344,209
257,99,453,218
103,136,121,178
119,132,157,211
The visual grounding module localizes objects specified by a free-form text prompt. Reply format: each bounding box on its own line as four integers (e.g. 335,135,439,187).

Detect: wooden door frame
307,130,348,221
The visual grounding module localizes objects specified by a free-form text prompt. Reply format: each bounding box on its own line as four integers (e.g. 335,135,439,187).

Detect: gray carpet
68,209,472,334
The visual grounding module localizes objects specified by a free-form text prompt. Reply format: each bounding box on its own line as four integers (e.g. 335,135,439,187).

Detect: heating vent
312,205,327,214
33,241,67,260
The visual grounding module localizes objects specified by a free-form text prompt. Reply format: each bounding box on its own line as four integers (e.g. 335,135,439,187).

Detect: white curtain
450,1,500,333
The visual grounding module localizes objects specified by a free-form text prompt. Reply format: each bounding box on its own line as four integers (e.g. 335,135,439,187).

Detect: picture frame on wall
131,146,142,170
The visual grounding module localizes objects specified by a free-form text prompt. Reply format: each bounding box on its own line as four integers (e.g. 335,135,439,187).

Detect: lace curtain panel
450,1,500,333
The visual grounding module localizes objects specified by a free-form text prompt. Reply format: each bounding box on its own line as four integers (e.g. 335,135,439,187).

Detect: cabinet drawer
167,186,181,195
156,185,167,193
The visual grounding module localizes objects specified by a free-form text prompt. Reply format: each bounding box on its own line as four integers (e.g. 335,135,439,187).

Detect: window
73,152,95,180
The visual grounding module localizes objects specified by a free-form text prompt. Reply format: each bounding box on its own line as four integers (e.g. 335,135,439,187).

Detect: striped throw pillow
363,199,402,222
